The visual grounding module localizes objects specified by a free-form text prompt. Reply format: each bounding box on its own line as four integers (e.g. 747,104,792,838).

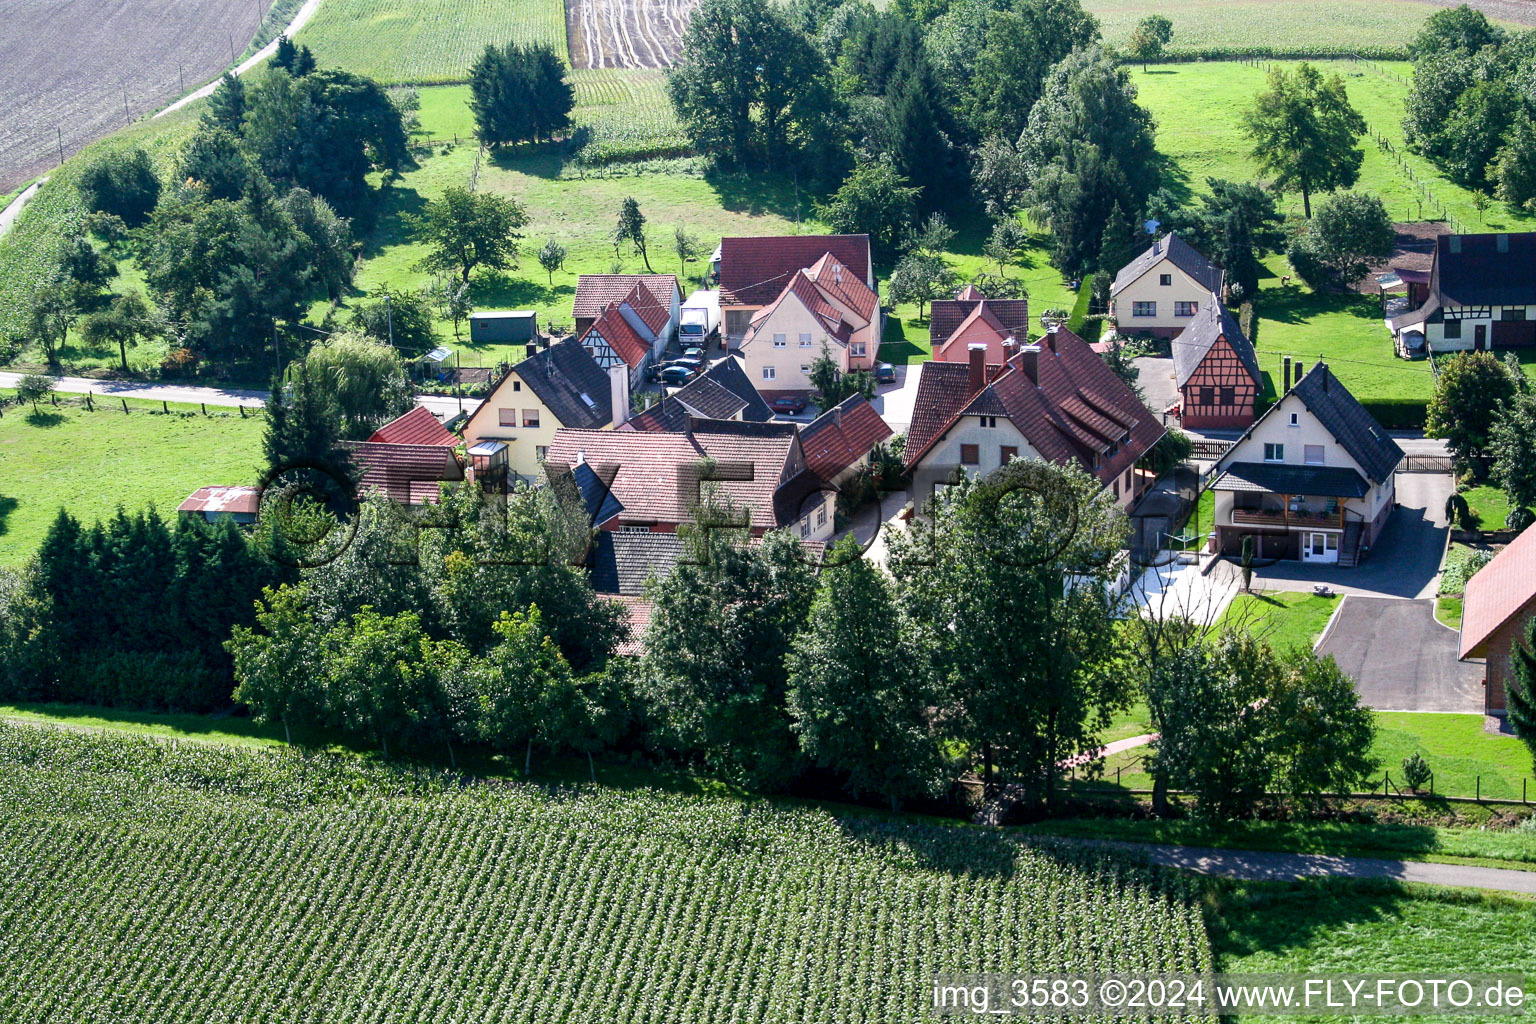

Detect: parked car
875,362,896,384
655,365,694,385
771,395,808,414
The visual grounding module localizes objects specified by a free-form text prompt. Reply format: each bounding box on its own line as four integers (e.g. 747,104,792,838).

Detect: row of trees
469,42,574,148
1402,6,1536,210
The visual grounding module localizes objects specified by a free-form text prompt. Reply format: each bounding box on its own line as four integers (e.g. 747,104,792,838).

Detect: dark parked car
771,395,808,414
656,365,694,385
875,362,896,384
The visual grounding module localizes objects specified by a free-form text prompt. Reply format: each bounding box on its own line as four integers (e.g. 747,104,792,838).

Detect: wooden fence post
121,398,129,414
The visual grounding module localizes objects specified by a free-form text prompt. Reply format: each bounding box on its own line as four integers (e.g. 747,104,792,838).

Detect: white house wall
1113,259,1211,333
739,296,848,392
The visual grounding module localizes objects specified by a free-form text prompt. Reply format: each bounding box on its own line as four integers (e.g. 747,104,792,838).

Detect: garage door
1493,320,1536,347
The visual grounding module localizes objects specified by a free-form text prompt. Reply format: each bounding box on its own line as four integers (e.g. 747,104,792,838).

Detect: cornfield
0,723,1215,1022
571,69,692,164
1087,0,1429,57
294,0,570,84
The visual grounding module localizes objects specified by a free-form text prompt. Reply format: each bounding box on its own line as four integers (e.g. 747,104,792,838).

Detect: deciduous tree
1126,14,1173,70
1241,63,1366,218
1426,350,1517,467
409,186,527,282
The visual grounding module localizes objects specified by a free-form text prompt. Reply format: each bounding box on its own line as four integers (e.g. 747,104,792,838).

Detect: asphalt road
1315,596,1483,712
0,371,482,422
1106,842,1536,895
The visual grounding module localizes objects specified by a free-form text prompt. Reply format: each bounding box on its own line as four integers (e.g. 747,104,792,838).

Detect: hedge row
1127,47,1409,64
1359,398,1428,430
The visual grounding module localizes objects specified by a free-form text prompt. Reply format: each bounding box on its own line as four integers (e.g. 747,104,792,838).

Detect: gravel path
155,0,328,119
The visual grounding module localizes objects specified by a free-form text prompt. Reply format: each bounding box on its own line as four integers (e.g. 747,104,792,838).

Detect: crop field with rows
570,69,692,163
0,723,1215,1022
294,0,569,84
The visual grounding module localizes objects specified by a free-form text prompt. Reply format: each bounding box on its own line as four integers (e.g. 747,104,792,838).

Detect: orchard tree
972,134,1028,218
1126,15,1173,70
538,238,567,284
888,250,954,321
983,217,1028,276
1427,350,1517,467
466,607,578,775
1288,191,1394,288
79,291,155,372
409,186,527,282
613,197,654,272
1241,63,1366,217
350,288,436,357
787,538,944,810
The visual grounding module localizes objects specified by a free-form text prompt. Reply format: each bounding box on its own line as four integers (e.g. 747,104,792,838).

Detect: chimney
1019,343,1041,385
1046,324,1059,353
609,363,629,427
1283,356,1291,391
1321,363,1329,393
1295,361,1305,383
526,343,538,360
832,404,842,429
967,343,987,394
833,262,842,284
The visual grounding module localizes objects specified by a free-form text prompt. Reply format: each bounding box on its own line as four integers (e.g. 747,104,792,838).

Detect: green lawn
1219,591,1342,653
1436,596,1464,630
1208,877,1536,1009
1089,0,1523,57
0,395,266,566
1460,484,1515,532
1374,712,1533,801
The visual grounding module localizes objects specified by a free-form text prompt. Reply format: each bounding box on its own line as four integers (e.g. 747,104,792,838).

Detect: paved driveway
871,361,922,433
1247,470,1454,599
1131,355,1178,417
1314,596,1483,712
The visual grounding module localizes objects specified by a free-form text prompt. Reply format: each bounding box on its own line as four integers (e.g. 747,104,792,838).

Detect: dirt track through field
568,0,696,68
0,0,276,192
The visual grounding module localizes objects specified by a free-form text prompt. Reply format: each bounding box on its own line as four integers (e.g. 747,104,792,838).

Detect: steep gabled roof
1216,363,1403,486
799,394,894,481
573,274,678,319
1432,232,1536,307
1460,523,1536,658
367,406,459,447
1111,232,1224,296
581,302,652,368
626,355,775,432
1172,294,1261,389
906,327,1164,488
590,532,686,596
718,235,872,307
929,297,1030,346
513,338,613,430
347,442,464,504
935,301,1014,360
748,270,854,345
621,282,670,336
804,252,878,323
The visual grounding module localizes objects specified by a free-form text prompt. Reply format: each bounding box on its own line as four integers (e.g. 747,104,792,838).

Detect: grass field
1219,591,1341,653
0,395,265,566
1087,0,1524,57
294,0,568,84
0,722,1214,1022
1460,484,1516,531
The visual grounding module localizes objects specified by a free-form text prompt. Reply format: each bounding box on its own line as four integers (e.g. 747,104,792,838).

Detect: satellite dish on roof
1143,218,1160,236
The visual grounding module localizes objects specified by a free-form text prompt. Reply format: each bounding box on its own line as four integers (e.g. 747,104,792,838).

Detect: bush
1401,751,1431,792
75,148,161,228
1507,507,1535,533
1358,399,1427,430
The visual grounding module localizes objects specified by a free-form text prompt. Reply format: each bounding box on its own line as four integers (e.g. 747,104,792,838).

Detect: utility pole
122,81,130,122
385,293,394,349
229,32,237,63
56,126,64,166
178,61,185,93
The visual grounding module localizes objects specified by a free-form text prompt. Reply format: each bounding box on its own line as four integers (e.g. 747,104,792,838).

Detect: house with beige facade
737,254,879,399
717,234,874,344
903,326,1164,509
1208,363,1402,566
462,339,625,487
1110,233,1224,339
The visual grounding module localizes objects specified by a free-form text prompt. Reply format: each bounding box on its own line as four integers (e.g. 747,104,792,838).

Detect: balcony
1229,506,1343,529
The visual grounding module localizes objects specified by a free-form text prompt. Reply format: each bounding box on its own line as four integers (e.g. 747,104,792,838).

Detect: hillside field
0,722,1215,1023
294,0,568,83
0,395,265,566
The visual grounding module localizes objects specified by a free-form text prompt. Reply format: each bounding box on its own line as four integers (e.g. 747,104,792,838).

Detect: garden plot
568,0,696,68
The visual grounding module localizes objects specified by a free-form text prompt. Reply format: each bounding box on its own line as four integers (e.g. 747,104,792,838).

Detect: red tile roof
955,284,984,301
611,596,652,657
934,302,1017,362
366,406,459,446
905,326,1164,489
581,302,652,368
621,282,670,337
546,421,817,532
347,442,465,505
573,274,678,319
178,485,260,516
1460,525,1536,659
719,235,872,307
930,297,1030,347
799,395,894,480
805,252,878,322
749,270,852,342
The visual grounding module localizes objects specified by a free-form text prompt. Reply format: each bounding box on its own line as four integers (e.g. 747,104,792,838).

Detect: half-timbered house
1173,295,1262,429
